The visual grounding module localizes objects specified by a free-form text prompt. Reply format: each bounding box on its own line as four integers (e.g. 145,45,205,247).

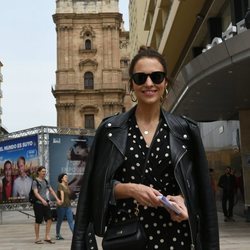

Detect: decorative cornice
56,103,75,108
79,48,97,54
103,101,123,106
56,26,73,32
80,25,95,37
102,24,120,30
80,105,99,113
79,59,98,71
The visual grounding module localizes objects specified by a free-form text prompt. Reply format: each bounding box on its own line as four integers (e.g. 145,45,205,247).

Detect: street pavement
0,210,250,249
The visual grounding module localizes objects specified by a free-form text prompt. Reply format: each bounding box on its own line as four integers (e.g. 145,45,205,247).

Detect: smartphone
158,195,181,214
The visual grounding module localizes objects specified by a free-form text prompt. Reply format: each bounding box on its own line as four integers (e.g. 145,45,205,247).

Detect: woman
56,173,74,240
72,46,219,250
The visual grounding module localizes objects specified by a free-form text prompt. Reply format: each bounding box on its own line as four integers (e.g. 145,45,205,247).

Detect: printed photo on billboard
0,135,39,203
49,134,94,201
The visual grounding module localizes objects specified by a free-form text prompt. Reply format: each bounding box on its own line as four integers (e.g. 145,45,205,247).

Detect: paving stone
0,211,250,249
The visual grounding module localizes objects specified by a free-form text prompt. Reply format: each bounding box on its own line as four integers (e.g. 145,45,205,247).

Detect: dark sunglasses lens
132,73,147,85
151,72,165,84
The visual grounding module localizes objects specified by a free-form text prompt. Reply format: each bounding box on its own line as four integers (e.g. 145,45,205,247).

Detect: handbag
102,204,147,250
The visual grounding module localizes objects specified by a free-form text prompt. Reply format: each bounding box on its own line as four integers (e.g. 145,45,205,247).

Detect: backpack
29,179,48,204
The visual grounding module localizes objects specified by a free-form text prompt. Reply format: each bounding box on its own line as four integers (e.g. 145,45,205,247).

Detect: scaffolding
0,125,95,170
0,126,95,222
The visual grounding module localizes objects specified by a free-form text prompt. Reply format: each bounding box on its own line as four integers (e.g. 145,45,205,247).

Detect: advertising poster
0,135,39,203
49,134,94,201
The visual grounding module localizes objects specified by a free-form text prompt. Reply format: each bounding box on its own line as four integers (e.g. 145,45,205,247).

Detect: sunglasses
131,71,166,85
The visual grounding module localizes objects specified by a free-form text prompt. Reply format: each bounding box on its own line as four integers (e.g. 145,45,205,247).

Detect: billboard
0,135,39,203
49,134,94,200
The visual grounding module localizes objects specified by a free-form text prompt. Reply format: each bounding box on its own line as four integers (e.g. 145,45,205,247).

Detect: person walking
56,173,74,240
32,166,61,244
71,46,219,250
218,166,237,221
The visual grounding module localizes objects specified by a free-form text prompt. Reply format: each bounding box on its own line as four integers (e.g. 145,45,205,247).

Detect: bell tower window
84,72,94,89
85,39,92,50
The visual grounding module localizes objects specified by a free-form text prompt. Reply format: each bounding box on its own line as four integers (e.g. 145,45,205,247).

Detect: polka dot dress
111,115,191,249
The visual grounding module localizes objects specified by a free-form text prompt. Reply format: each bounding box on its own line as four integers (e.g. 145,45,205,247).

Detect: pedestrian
71,46,219,250
56,173,74,240
32,166,61,244
218,166,237,221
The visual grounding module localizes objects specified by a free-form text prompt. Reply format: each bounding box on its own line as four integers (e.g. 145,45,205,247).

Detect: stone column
111,25,120,68
64,27,69,69
68,104,75,128
103,25,109,69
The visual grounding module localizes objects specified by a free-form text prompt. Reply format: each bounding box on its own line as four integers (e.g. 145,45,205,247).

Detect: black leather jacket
71,107,219,250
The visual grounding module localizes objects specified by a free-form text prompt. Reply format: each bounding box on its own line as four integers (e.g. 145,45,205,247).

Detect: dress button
182,145,186,149
183,134,188,139
108,133,112,137
107,123,112,127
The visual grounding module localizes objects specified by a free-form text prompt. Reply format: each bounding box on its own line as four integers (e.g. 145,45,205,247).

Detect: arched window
85,39,91,50
84,72,94,89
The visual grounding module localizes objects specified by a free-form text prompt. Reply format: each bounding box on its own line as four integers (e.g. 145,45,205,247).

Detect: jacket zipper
174,149,195,250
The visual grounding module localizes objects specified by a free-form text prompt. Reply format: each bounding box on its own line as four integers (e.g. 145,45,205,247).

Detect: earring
160,87,169,103
130,90,137,102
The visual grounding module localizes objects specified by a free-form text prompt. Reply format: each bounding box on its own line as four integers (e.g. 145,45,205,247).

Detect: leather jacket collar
103,106,191,160
104,105,191,139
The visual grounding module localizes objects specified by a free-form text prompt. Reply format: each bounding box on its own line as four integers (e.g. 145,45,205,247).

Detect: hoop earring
130,90,137,102
160,87,169,103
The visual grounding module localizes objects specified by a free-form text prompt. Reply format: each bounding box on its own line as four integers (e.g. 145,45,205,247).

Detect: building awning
166,29,250,122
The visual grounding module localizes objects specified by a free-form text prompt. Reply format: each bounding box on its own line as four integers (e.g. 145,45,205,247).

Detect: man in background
218,166,237,222
32,166,62,244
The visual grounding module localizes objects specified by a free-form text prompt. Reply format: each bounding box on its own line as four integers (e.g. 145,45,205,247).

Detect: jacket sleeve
188,121,220,250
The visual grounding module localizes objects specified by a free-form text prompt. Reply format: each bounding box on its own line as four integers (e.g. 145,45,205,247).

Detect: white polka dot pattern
109,115,191,249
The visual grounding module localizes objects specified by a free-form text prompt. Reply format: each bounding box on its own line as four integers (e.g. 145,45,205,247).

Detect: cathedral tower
52,0,130,130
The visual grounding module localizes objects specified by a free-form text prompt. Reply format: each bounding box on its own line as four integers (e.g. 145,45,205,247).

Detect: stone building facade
52,0,130,130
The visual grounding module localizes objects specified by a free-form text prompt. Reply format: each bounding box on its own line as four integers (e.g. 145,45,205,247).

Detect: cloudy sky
0,0,129,133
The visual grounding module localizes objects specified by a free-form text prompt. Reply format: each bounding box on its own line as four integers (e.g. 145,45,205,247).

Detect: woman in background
56,173,74,240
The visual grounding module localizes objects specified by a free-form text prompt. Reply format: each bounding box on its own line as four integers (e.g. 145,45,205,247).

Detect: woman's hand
132,184,162,207
56,199,63,206
166,195,189,222
115,183,162,207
